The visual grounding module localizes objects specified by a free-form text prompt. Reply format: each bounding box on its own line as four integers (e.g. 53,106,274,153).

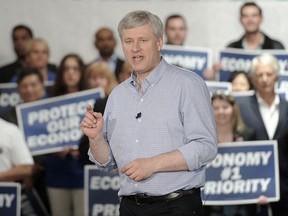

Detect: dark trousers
120,192,203,216
271,198,288,216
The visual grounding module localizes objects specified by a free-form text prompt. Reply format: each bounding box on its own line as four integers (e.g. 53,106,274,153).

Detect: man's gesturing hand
80,105,104,139
121,158,155,182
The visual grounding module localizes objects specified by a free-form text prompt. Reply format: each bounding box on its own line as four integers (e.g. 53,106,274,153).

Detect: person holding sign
212,92,255,143
45,53,86,216
227,2,285,50
204,92,256,216
2,67,47,125
204,2,285,81
0,118,34,183
228,71,254,92
81,10,217,216
9,38,57,83
2,67,51,213
236,53,288,216
0,117,35,215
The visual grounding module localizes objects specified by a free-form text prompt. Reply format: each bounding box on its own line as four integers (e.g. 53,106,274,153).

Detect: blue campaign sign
202,140,279,205
0,182,21,216
277,74,288,101
0,82,54,117
205,81,232,95
16,88,104,155
0,83,21,117
84,166,120,216
218,49,288,81
275,90,287,101
161,45,212,78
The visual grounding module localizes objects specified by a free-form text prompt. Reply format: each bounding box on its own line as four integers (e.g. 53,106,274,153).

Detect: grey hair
117,10,163,40
251,53,280,77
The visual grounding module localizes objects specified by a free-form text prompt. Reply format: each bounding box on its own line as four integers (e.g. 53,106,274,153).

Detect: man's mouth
133,55,143,62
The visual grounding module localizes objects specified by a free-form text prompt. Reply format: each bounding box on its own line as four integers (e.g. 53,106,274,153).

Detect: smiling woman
206,92,256,216
211,92,255,143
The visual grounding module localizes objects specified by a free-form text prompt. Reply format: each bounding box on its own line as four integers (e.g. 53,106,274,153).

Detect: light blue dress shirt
89,58,217,197
96,54,118,74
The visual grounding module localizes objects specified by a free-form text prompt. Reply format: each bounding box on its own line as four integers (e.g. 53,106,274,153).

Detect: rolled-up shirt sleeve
178,76,218,171
88,147,116,171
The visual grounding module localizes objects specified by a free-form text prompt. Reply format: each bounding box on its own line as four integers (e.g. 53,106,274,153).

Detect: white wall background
0,0,287,66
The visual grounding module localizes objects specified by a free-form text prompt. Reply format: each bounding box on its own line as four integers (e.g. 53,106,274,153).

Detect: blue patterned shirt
89,58,217,196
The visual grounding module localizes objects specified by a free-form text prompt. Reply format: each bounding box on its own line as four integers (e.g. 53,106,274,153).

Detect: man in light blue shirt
81,10,217,216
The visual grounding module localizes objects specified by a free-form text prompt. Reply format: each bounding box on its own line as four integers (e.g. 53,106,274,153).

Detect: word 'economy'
207,151,272,168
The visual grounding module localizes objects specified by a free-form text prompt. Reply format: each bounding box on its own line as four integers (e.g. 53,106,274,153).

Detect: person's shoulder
108,78,130,97
234,95,256,108
269,38,285,50
263,33,285,49
226,36,243,49
1,107,17,125
234,95,254,102
116,57,124,64
165,62,203,82
242,125,256,141
0,61,16,70
0,61,19,82
280,96,288,106
0,118,20,132
47,63,57,72
0,59,21,69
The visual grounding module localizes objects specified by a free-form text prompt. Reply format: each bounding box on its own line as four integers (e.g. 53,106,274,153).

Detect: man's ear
157,37,163,52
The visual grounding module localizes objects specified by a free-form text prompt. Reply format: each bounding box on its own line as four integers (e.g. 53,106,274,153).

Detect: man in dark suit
0,25,33,83
235,53,288,216
91,27,124,82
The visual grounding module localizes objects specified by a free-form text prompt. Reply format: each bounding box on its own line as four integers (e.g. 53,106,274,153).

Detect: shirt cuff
87,148,112,168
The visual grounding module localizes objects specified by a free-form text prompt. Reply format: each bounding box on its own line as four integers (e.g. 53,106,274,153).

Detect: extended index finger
86,104,94,113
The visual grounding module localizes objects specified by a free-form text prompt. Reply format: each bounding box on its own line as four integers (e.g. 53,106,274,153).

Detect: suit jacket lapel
273,99,287,139
251,95,270,139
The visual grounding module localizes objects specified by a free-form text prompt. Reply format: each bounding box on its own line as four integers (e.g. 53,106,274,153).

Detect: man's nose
132,41,141,52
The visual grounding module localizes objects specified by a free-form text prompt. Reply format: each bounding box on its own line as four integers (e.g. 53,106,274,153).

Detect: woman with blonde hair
10,38,57,83
212,92,254,143
79,61,118,165
85,61,118,96
204,92,255,216
25,38,56,82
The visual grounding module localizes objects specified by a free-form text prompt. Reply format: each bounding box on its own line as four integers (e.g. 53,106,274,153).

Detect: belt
122,188,200,205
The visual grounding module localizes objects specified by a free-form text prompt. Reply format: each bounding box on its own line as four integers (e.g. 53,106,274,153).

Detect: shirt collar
256,92,280,107
242,34,264,50
96,54,118,62
129,57,166,87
